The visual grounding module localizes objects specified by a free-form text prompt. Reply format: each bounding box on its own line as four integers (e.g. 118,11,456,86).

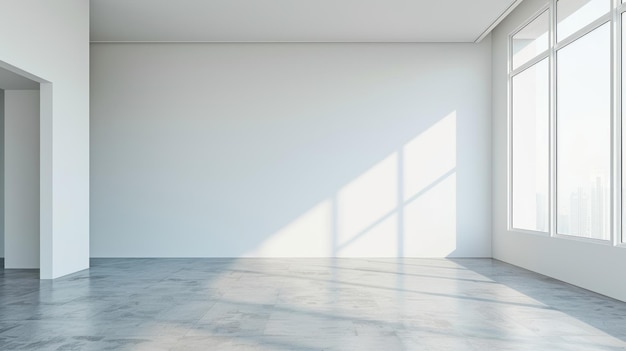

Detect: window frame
508,5,551,236
618,1,626,246
554,21,613,242
508,0,626,246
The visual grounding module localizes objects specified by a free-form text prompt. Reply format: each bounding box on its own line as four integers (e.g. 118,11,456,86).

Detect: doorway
0,64,42,272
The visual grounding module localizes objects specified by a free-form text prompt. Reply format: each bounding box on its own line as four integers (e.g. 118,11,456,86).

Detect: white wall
0,0,90,278
492,0,626,302
4,90,39,268
91,42,492,258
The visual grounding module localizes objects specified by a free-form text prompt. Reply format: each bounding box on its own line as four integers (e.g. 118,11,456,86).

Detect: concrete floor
0,258,625,350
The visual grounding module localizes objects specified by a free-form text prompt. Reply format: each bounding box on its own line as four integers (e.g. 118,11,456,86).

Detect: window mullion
615,0,623,245
510,51,550,78
550,0,557,237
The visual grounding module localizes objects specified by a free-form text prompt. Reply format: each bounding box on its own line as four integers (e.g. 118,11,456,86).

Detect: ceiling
0,66,39,90
90,0,521,43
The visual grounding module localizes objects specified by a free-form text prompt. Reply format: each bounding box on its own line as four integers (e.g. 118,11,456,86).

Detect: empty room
1,0,626,350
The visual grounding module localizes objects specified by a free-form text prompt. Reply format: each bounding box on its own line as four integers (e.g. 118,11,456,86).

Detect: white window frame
508,5,551,236
618,0,626,247
508,0,626,247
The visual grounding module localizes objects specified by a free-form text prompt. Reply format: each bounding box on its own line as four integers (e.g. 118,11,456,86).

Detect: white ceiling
90,0,520,43
0,67,39,90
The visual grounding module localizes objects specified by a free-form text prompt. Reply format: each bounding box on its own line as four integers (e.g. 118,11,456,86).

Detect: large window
509,0,622,244
510,11,551,233
556,23,611,240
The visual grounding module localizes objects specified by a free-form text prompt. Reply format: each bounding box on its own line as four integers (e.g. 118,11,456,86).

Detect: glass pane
512,11,549,70
512,59,550,232
557,0,610,42
557,23,611,240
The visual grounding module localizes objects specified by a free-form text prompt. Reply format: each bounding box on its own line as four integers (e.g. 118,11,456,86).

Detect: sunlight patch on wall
336,211,399,257
336,154,398,257
245,111,458,258
403,173,457,256
403,112,457,201
403,112,457,256
246,200,332,257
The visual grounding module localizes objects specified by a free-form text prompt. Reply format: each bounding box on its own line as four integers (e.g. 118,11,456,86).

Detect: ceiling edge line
475,0,525,43
89,40,477,44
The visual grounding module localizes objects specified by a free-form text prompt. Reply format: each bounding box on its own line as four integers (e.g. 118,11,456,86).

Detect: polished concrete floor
0,258,625,351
